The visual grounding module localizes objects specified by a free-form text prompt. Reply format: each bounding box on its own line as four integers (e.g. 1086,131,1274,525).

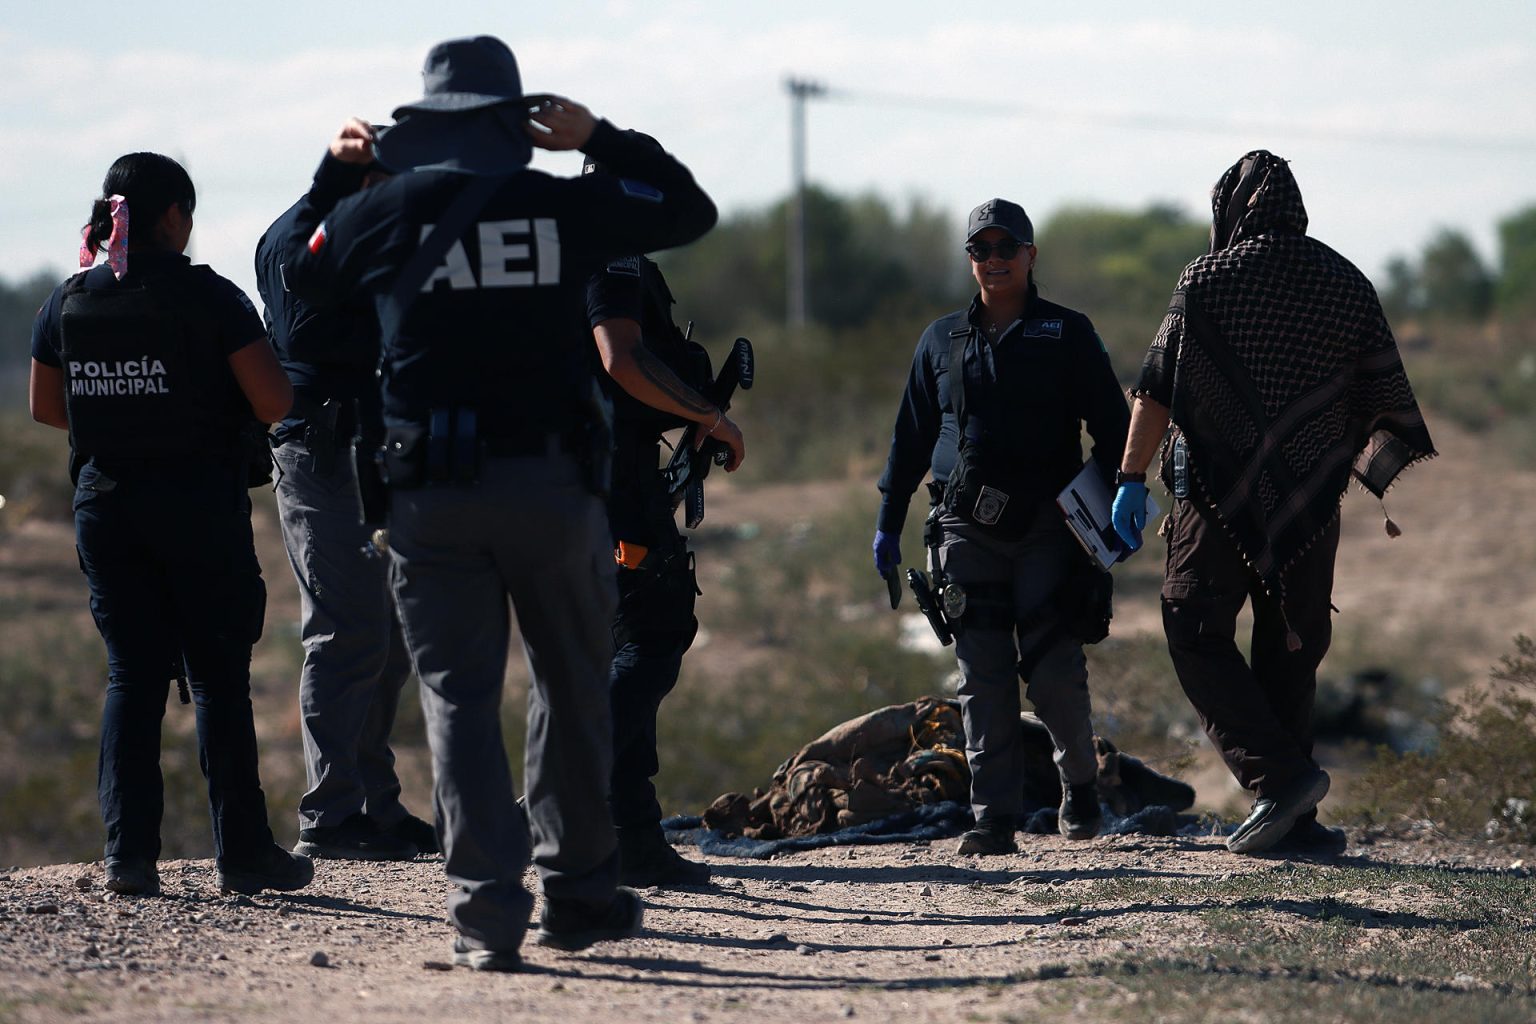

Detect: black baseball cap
965,198,1033,245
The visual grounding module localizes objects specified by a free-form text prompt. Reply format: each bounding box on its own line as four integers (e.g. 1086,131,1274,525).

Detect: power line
824,87,1536,155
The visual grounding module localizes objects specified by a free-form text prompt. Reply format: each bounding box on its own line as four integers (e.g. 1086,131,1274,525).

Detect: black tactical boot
618,825,711,887
218,844,315,895
1227,767,1331,855
104,859,161,897
955,815,1018,856
535,888,645,951
1059,782,1104,840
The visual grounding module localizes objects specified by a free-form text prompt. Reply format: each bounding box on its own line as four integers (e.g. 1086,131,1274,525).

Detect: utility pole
785,77,825,329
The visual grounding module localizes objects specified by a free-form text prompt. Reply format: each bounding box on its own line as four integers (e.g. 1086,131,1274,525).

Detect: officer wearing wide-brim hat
275,34,718,971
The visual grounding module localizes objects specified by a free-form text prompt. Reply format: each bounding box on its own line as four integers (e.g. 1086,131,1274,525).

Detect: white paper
1055,461,1159,571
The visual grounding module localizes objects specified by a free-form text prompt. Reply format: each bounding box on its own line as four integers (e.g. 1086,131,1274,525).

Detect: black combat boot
955,815,1018,856
1058,782,1103,840
617,825,711,887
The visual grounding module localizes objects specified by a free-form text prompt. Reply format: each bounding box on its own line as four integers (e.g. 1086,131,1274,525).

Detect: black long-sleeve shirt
273,120,717,440
876,286,1130,535
254,178,383,447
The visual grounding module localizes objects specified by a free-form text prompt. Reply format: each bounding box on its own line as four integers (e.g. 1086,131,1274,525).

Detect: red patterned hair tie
79,194,130,280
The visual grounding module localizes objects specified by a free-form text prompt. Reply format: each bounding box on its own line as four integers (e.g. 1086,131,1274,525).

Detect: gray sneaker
1227,767,1331,855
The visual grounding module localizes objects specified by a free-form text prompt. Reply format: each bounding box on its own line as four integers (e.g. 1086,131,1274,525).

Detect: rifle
662,336,754,529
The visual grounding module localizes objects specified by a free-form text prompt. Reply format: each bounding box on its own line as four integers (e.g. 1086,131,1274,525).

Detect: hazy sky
3,1,1533,306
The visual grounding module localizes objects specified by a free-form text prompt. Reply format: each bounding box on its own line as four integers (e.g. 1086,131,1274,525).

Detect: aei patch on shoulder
1023,319,1063,338
606,256,642,277
619,179,664,202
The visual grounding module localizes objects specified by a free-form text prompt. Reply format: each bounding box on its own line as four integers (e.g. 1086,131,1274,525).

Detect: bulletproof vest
610,260,713,437
59,272,246,462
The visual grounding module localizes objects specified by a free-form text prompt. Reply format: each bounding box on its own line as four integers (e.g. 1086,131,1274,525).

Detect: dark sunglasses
965,239,1028,262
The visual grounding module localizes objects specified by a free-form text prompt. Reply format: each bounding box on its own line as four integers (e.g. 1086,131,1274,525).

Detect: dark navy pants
608,546,697,829
73,459,276,869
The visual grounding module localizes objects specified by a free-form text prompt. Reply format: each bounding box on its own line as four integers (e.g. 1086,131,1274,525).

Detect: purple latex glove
873,530,902,576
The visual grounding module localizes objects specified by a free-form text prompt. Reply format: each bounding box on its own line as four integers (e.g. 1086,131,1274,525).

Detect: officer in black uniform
274,37,717,971
29,151,313,897
582,156,744,885
255,171,436,862
874,199,1130,856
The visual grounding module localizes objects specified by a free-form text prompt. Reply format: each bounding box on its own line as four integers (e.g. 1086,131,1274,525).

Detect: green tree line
5,193,1535,475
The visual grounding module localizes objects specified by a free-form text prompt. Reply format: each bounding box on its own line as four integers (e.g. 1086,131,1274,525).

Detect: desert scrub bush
0,412,73,530
1349,634,1536,841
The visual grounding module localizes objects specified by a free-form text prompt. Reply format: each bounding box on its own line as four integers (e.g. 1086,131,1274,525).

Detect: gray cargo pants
934,506,1098,823
387,453,620,952
273,438,414,832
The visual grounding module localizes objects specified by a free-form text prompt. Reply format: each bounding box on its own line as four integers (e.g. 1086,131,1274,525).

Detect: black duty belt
480,433,577,458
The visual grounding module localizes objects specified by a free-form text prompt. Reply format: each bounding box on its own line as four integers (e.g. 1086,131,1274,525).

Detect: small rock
796,944,815,956
762,932,790,945
550,981,565,991
212,953,227,961
841,1007,856,1018
26,903,59,915
422,960,453,972
75,876,94,891
1453,973,1477,986
284,922,302,932
309,951,330,968
1511,859,1525,871
919,884,933,897
787,884,811,893
924,953,941,962
941,938,953,946
1059,916,1088,927
84,945,100,958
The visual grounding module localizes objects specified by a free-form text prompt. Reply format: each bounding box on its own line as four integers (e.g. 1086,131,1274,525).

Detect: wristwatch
1114,470,1147,486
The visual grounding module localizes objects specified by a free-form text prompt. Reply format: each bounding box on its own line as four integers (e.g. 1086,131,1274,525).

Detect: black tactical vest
59,271,247,462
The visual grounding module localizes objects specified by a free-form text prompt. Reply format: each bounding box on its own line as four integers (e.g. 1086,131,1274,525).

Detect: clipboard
1055,460,1159,570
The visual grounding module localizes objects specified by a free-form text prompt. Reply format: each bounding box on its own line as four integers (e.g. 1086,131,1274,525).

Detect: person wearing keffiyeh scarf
1110,150,1435,857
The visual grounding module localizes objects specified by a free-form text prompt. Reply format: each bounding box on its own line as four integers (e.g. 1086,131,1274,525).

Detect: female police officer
29,152,313,897
874,199,1130,855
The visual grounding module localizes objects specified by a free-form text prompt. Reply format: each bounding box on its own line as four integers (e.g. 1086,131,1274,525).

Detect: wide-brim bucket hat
372,35,534,174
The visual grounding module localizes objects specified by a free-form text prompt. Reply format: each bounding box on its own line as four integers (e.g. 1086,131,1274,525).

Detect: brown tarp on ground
703,696,1195,840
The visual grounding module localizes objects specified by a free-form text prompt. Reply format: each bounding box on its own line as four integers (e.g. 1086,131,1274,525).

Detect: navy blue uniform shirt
876,284,1131,535
255,178,383,447
275,120,716,441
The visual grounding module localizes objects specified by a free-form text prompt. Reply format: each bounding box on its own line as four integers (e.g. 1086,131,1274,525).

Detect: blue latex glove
1111,481,1149,552
873,530,902,576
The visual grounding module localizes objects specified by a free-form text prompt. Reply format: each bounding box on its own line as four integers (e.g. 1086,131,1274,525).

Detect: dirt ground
3,419,1534,1021
1,828,1530,1024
